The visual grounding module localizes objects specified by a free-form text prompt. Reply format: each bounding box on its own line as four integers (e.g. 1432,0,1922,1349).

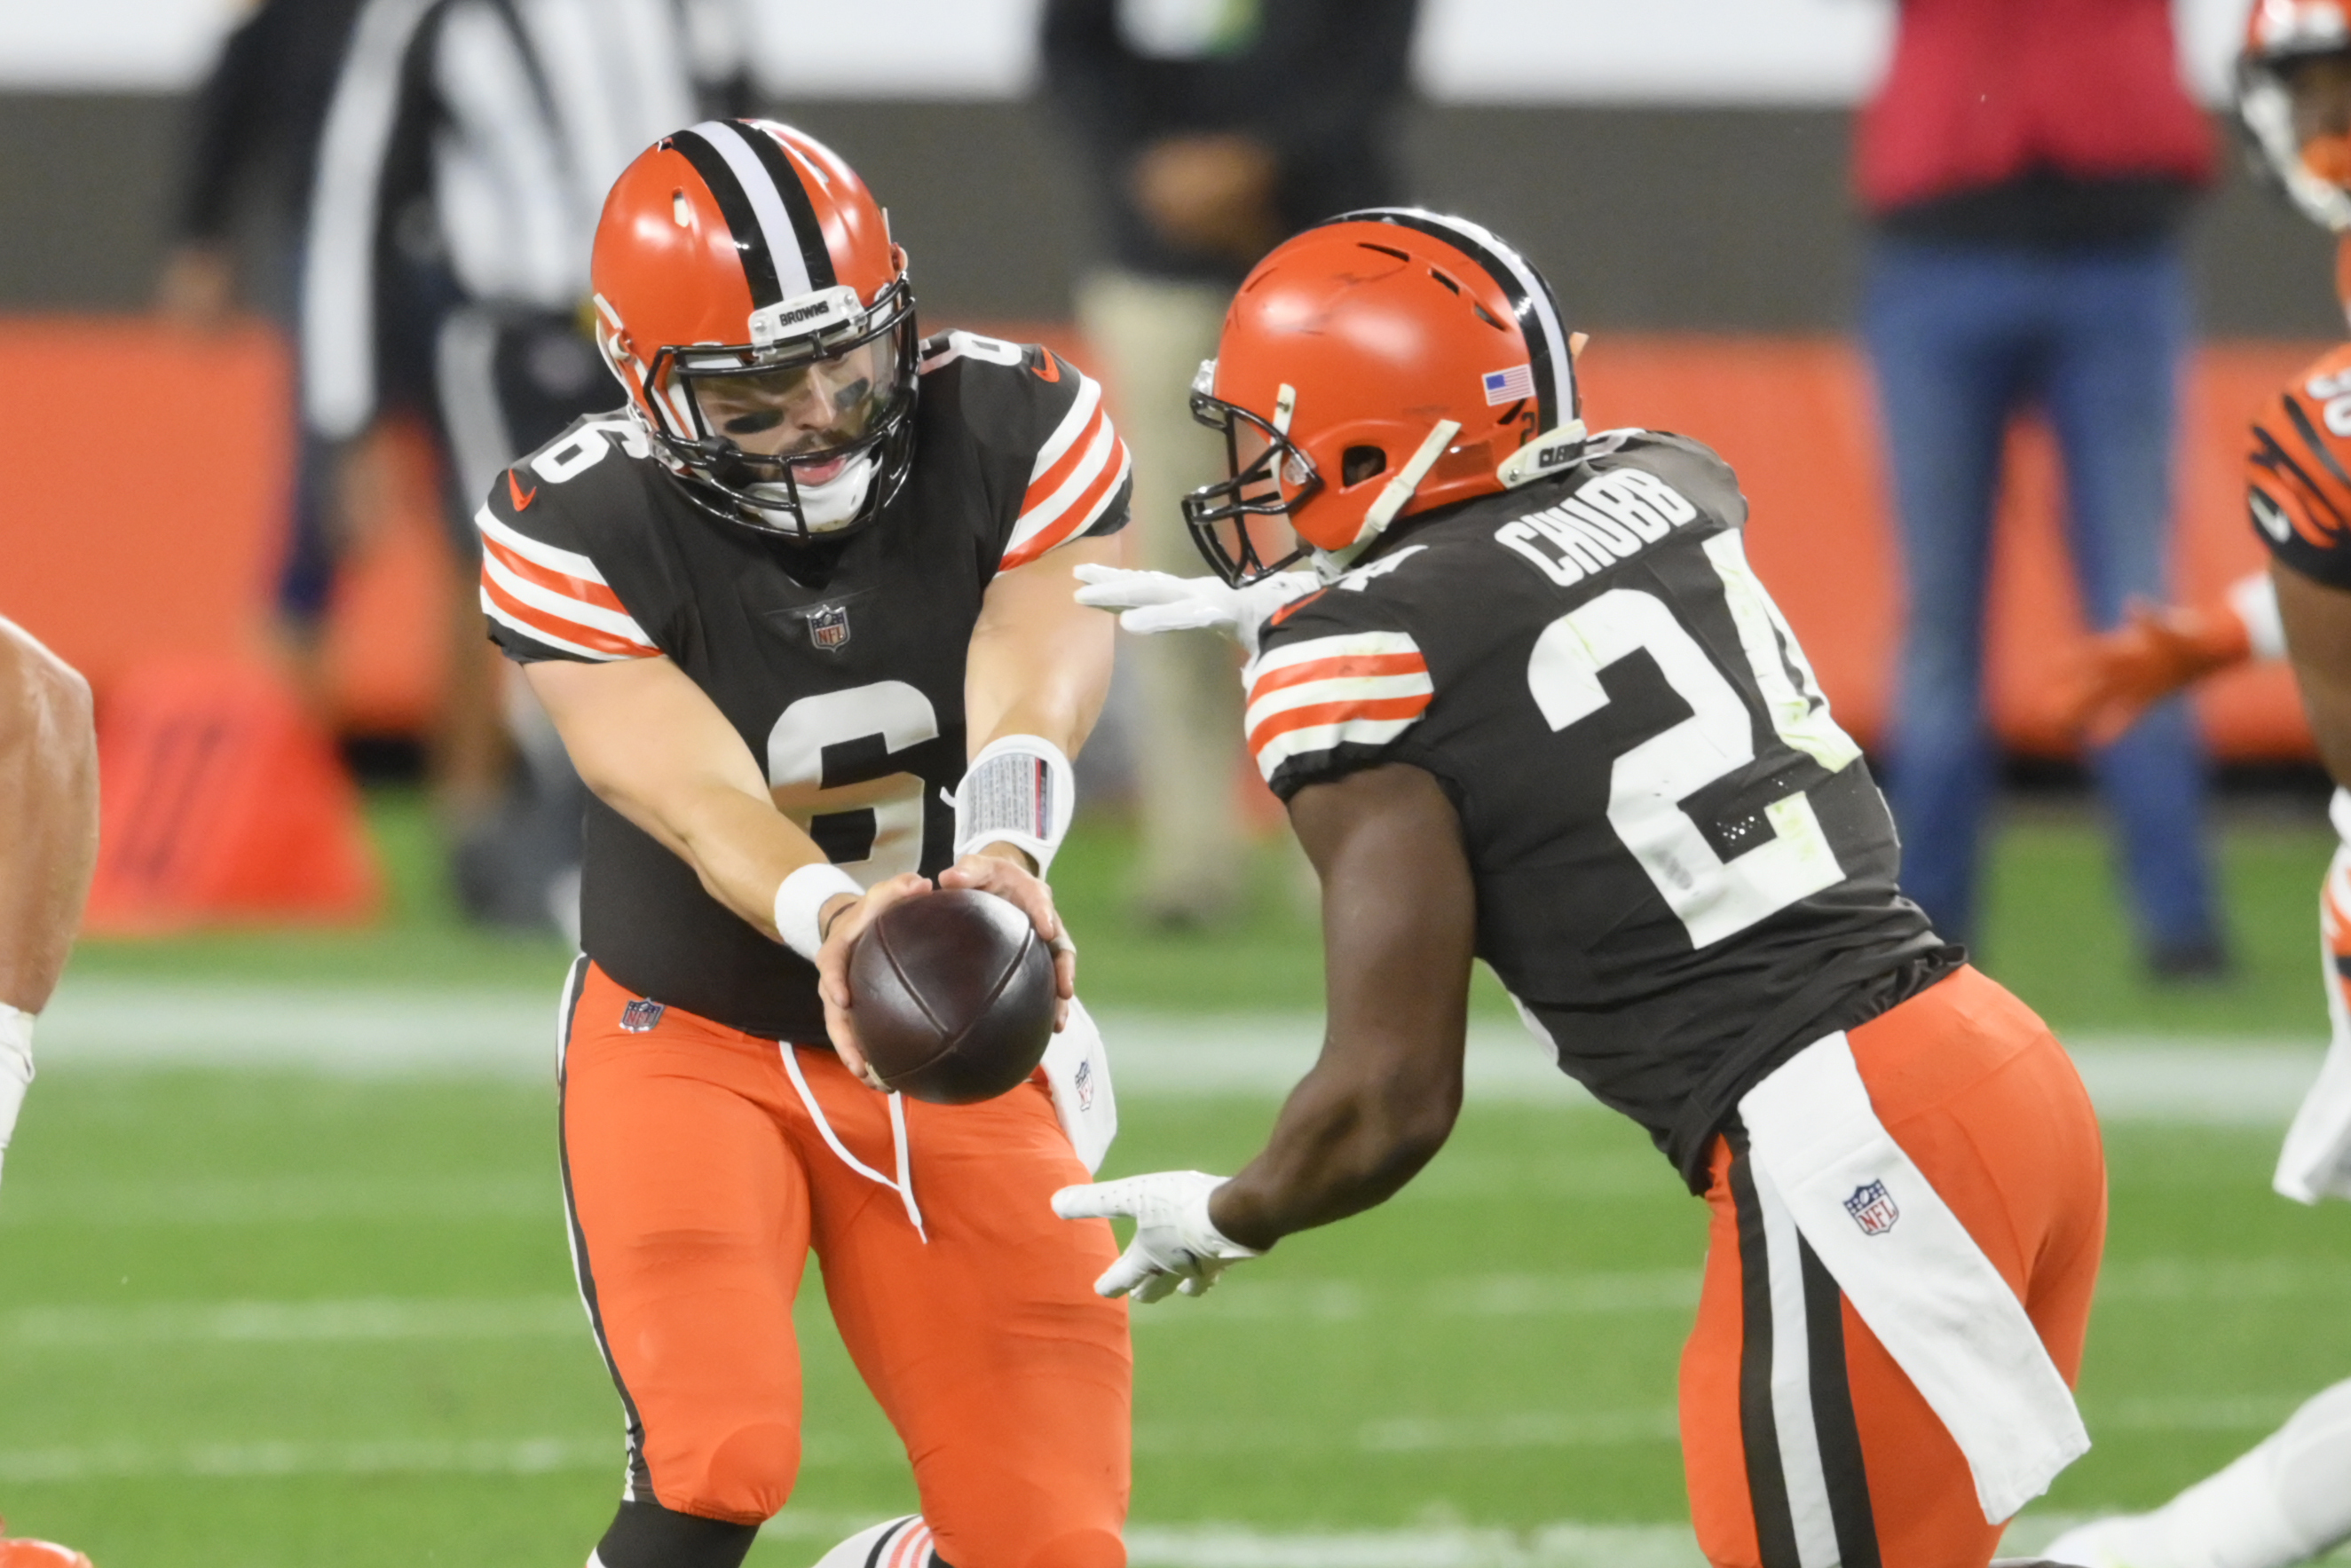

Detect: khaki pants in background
1077,269,1250,923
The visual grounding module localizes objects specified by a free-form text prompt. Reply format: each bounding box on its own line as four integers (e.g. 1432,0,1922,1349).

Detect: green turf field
5,795,2351,1564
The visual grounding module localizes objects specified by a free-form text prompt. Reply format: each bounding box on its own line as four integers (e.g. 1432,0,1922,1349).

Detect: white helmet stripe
689,119,815,300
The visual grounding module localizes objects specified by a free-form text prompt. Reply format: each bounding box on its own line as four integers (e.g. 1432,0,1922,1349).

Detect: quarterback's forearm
1209,764,1476,1252
966,539,1119,761
524,654,842,942
632,777,839,940
0,620,98,1014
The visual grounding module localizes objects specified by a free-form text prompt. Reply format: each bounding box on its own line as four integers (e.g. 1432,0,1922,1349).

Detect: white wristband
773,863,865,963
954,734,1076,873
0,1003,33,1154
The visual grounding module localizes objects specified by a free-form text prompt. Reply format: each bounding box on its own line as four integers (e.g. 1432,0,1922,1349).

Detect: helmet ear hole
1342,445,1387,486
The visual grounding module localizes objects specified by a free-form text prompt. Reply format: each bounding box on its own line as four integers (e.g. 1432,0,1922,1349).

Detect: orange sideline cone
82,655,383,932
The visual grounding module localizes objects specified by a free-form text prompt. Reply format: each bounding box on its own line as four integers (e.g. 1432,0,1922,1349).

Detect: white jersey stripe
1007,416,1117,552
476,507,613,587
481,552,655,646
1751,1159,1843,1568
1244,672,1435,736
1001,443,1129,570
1245,630,1424,682
690,119,811,300
480,590,628,662
1251,716,1423,780
1028,374,1104,483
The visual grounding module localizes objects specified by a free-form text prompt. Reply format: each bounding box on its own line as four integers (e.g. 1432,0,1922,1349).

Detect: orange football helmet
0,1537,94,1567
589,119,916,540
1181,209,1586,585
2239,0,2351,232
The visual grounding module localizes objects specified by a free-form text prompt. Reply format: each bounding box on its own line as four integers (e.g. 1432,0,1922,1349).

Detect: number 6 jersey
477,332,1131,1042
1249,429,1960,1189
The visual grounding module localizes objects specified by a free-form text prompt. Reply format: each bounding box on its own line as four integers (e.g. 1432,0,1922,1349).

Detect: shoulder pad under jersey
919,330,1133,570
475,414,665,663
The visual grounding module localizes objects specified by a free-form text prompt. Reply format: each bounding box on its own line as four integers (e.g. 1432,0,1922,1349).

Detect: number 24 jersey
1250,429,1959,1189
476,332,1132,1043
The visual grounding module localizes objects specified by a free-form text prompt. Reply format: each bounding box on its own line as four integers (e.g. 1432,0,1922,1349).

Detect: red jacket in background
1857,0,2215,215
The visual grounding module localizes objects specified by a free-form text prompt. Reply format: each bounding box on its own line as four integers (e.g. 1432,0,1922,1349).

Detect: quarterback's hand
1053,1170,1262,1302
939,851,1077,1030
814,871,933,1090
2055,597,2252,747
1072,564,1319,659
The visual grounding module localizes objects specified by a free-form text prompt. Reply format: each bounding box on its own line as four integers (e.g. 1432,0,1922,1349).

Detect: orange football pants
1679,965,2106,1568
558,960,1132,1568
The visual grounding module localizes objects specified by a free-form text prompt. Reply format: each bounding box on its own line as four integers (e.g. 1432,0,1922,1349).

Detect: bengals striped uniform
479,332,1129,1040
1244,427,1958,1189
2250,342,2351,590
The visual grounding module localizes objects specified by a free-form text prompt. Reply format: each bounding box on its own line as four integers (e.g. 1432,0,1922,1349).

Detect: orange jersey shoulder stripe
481,531,632,618
480,570,658,658
1022,400,1110,510
1001,436,1130,571
1249,650,1430,701
1246,691,1432,753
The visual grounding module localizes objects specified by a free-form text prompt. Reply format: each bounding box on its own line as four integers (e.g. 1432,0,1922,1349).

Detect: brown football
847,889,1056,1104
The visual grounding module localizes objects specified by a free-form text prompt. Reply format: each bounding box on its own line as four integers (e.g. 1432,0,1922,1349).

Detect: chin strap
1319,419,1461,579
1496,420,1591,489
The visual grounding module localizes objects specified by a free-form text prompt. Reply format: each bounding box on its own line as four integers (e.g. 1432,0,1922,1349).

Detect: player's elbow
1348,1060,1461,1187
0,628,95,772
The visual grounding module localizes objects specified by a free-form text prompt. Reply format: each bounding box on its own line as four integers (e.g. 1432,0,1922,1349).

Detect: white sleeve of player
2276,790,2351,1203
0,1005,34,1185
2228,571,2287,662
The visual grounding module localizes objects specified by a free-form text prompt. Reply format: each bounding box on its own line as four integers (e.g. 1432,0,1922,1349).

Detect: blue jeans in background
1862,234,2222,962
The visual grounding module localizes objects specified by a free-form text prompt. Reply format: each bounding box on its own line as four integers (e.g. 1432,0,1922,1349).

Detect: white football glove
1071,564,1320,659
1052,1169,1261,1302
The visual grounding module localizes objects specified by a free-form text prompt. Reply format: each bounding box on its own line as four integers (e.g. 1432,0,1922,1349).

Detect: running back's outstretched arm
1057,762,1478,1300
1208,763,1478,1249
0,618,97,1016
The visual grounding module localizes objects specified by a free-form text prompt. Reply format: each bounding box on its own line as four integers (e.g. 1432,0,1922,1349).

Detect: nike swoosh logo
508,469,539,510
1032,351,1061,383
1268,589,1327,627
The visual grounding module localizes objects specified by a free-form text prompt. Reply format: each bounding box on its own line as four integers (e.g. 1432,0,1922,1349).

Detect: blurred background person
1039,0,1419,927
1859,0,2229,974
156,0,362,335
300,0,741,931
155,0,364,722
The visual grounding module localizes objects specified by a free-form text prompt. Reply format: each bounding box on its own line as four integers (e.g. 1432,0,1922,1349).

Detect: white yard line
28,981,2339,1124
16,1256,2339,1346
0,1296,584,1347
0,1174,558,1228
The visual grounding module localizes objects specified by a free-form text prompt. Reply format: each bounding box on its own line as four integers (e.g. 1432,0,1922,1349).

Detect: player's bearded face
690,337,897,485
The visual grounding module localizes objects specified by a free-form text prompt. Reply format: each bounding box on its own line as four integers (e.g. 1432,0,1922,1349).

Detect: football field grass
4,795,2351,1564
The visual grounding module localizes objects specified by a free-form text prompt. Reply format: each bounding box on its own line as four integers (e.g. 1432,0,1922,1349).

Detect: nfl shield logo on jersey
808,603,851,651
619,999,666,1033
1843,1178,1900,1236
